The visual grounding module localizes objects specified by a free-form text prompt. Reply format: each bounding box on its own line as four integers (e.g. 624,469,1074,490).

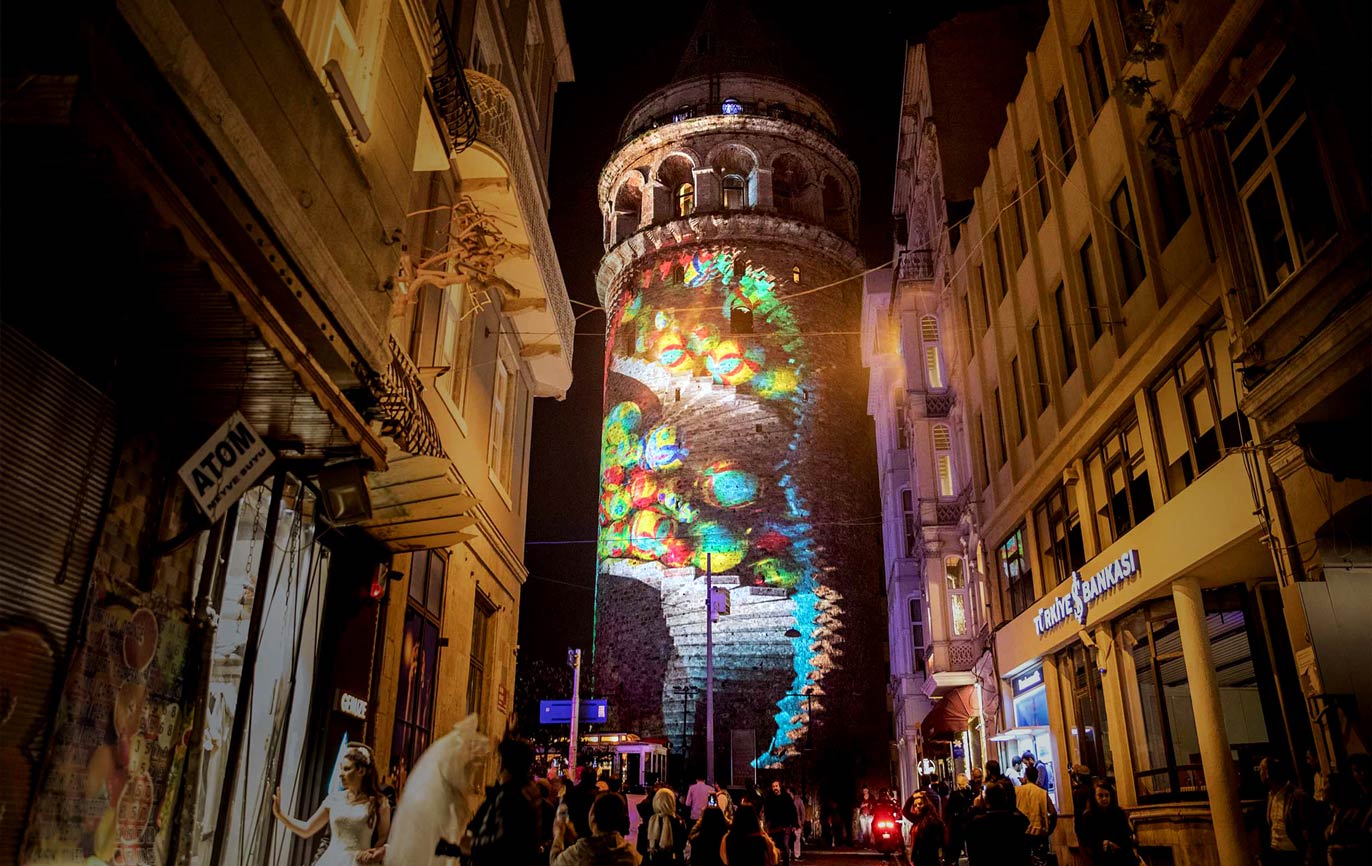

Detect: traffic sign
539,699,608,725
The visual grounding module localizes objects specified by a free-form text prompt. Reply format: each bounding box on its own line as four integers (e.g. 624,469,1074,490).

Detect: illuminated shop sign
337,691,368,720
1012,666,1044,696
1033,549,1140,636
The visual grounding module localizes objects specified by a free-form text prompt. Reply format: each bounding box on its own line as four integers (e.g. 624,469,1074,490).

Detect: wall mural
596,246,842,768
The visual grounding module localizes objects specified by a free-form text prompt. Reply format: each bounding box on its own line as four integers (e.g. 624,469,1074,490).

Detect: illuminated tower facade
593,6,867,771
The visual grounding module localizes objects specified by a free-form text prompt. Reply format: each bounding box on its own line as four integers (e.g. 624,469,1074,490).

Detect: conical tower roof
674,0,784,81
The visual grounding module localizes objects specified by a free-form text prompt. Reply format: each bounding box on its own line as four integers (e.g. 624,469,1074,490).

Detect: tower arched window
677,182,695,217
921,315,945,390
723,174,746,210
933,423,956,498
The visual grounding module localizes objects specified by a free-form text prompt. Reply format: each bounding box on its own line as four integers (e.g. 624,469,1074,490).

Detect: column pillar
1172,576,1249,866
692,167,720,212
1041,654,1072,801
1096,625,1138,808
751,168,774,210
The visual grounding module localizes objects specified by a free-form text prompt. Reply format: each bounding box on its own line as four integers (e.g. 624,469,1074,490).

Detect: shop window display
1116,589,1276,802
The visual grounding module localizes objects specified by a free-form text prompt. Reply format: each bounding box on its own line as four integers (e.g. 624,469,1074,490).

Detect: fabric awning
920,685,976,741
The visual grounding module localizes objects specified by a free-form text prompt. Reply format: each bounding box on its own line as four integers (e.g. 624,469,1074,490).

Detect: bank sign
1033,549,1140,636
178,411,275,522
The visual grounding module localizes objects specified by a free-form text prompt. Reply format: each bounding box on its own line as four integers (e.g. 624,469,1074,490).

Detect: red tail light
876,820,895,829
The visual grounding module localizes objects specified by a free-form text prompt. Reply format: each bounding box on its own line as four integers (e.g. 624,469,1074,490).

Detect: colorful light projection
598,246,839,767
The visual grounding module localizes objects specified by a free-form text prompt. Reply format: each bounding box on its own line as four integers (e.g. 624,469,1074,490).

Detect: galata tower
593,3,867,773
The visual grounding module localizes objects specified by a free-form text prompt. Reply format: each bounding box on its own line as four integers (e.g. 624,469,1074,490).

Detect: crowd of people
266,736,1372,866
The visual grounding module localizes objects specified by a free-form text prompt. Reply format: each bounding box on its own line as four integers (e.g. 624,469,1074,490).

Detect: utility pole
567,647,582,776
672,685,693,774
705,552,715,784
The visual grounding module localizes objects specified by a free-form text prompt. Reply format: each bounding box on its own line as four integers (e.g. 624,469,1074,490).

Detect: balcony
921,638,983,697
925,391,953,417
920,485,972,527
452,70,575,397
618,98,839,146
376,335,445,460
429,9,479,154
897,248,934,283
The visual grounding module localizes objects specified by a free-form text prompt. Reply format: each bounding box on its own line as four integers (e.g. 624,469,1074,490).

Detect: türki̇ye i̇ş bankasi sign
178,411,275,522
1033,549,1140,636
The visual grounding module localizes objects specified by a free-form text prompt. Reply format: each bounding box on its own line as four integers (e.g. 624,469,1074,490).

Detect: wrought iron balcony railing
925,391,953,417
922,485,972,527
377,335,446,459
619,99,839,146
897,248,934,282
430,10,479,154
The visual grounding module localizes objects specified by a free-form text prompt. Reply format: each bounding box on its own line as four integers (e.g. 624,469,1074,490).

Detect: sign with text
539,699,608,725
1034,549,1140,636
178,412,274,521
337,691,368,720
1012,666,1044,696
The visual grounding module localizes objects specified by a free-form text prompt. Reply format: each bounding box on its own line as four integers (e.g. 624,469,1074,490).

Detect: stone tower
593,4,866,772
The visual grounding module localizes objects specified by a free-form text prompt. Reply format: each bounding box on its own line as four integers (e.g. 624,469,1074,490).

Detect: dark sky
519,1,968,668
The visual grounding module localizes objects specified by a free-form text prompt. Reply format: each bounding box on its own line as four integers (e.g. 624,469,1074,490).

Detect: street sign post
538,699,608,725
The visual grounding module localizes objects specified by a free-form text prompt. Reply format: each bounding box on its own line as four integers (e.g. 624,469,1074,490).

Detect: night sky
520,0,978,710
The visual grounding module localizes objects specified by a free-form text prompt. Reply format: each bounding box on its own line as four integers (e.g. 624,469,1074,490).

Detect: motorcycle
870,804,905,862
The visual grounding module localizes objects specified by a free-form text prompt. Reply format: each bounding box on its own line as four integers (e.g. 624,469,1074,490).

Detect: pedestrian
687,774,716,822
944,773,976,866
904,790,946,866
984,760,1005,785
1008,756,1025,786
689,805,731,866
636,781,662,855
467,735,543,866
536,777,558,855
722,804,779,866
964,778,1029,866
1015,764,1057,857
271,742,389,865
551,791,643,866
1069,765,1094,818
1261,755,1312,866
790,785,806,861
716,787,735,821
645,787,687,865
856,787,875,846
566,765,601,841
1075,780,1135,866
1324,771,1372,865
763,780,799,866
1024,751,1052,793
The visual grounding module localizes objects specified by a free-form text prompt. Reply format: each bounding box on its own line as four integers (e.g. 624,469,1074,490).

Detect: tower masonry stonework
592,45,874,770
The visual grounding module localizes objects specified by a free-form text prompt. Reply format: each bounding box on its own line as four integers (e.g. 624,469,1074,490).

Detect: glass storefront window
1117,588,1276,802
1065,643,1113,785
393,550,446,773
192,474,326,866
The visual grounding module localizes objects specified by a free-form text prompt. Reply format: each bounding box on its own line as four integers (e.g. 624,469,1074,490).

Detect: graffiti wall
594,244,869,768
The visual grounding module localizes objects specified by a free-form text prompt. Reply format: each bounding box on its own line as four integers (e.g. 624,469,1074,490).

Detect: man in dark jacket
468,736,542,866
764,781,800,866
563,765,600,841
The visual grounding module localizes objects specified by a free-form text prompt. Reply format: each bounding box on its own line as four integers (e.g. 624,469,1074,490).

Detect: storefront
991,455,1303,865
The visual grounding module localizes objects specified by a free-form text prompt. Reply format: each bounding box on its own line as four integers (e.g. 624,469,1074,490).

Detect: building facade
591,8,873,776
867,2,1368,865
1,1,572,864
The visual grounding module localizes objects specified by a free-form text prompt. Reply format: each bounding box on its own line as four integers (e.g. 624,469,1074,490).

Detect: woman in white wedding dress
273,743,390,864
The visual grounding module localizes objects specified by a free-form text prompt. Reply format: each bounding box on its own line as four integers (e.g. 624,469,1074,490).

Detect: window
1053,89,1077,174
1150,327,1252,497
1066,643,1114,782
1079,237,1104,342
993,387,1009,466
992,227,1008,301
896,412,909,451
677,182,695,216
946,556,969,637
1030,143,1050,223
1111,181,1147,297
1010,357,1027,442
1055,283,1078,377
921,315,945,390
934,424,955,497
393,549,446,770
973,265,990,337
1035,483,1085,588
975,413,990,490
1224,54,1335,300
909,597,926,675
1011,188,1028,262
721,98,742,115
1149,121,1192,243
439,284,476,412
1085,415,1155,544
1030,322,1051,413
1118,589,1278,802
1079,23,1109,120
467,592,497,725
730,305,754,334
488,349,521,495
723,173,746,209
962,292,976,357
998,526,1034,618
901,489,917,558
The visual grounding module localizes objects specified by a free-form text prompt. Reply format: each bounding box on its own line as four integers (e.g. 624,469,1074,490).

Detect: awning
357,447,479,552
919,685,976,742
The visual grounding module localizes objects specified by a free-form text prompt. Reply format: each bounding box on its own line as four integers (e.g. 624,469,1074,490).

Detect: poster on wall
23,591,193,865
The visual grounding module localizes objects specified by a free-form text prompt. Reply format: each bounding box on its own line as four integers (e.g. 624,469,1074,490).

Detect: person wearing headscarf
645,786,687,864
551,792,642,866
